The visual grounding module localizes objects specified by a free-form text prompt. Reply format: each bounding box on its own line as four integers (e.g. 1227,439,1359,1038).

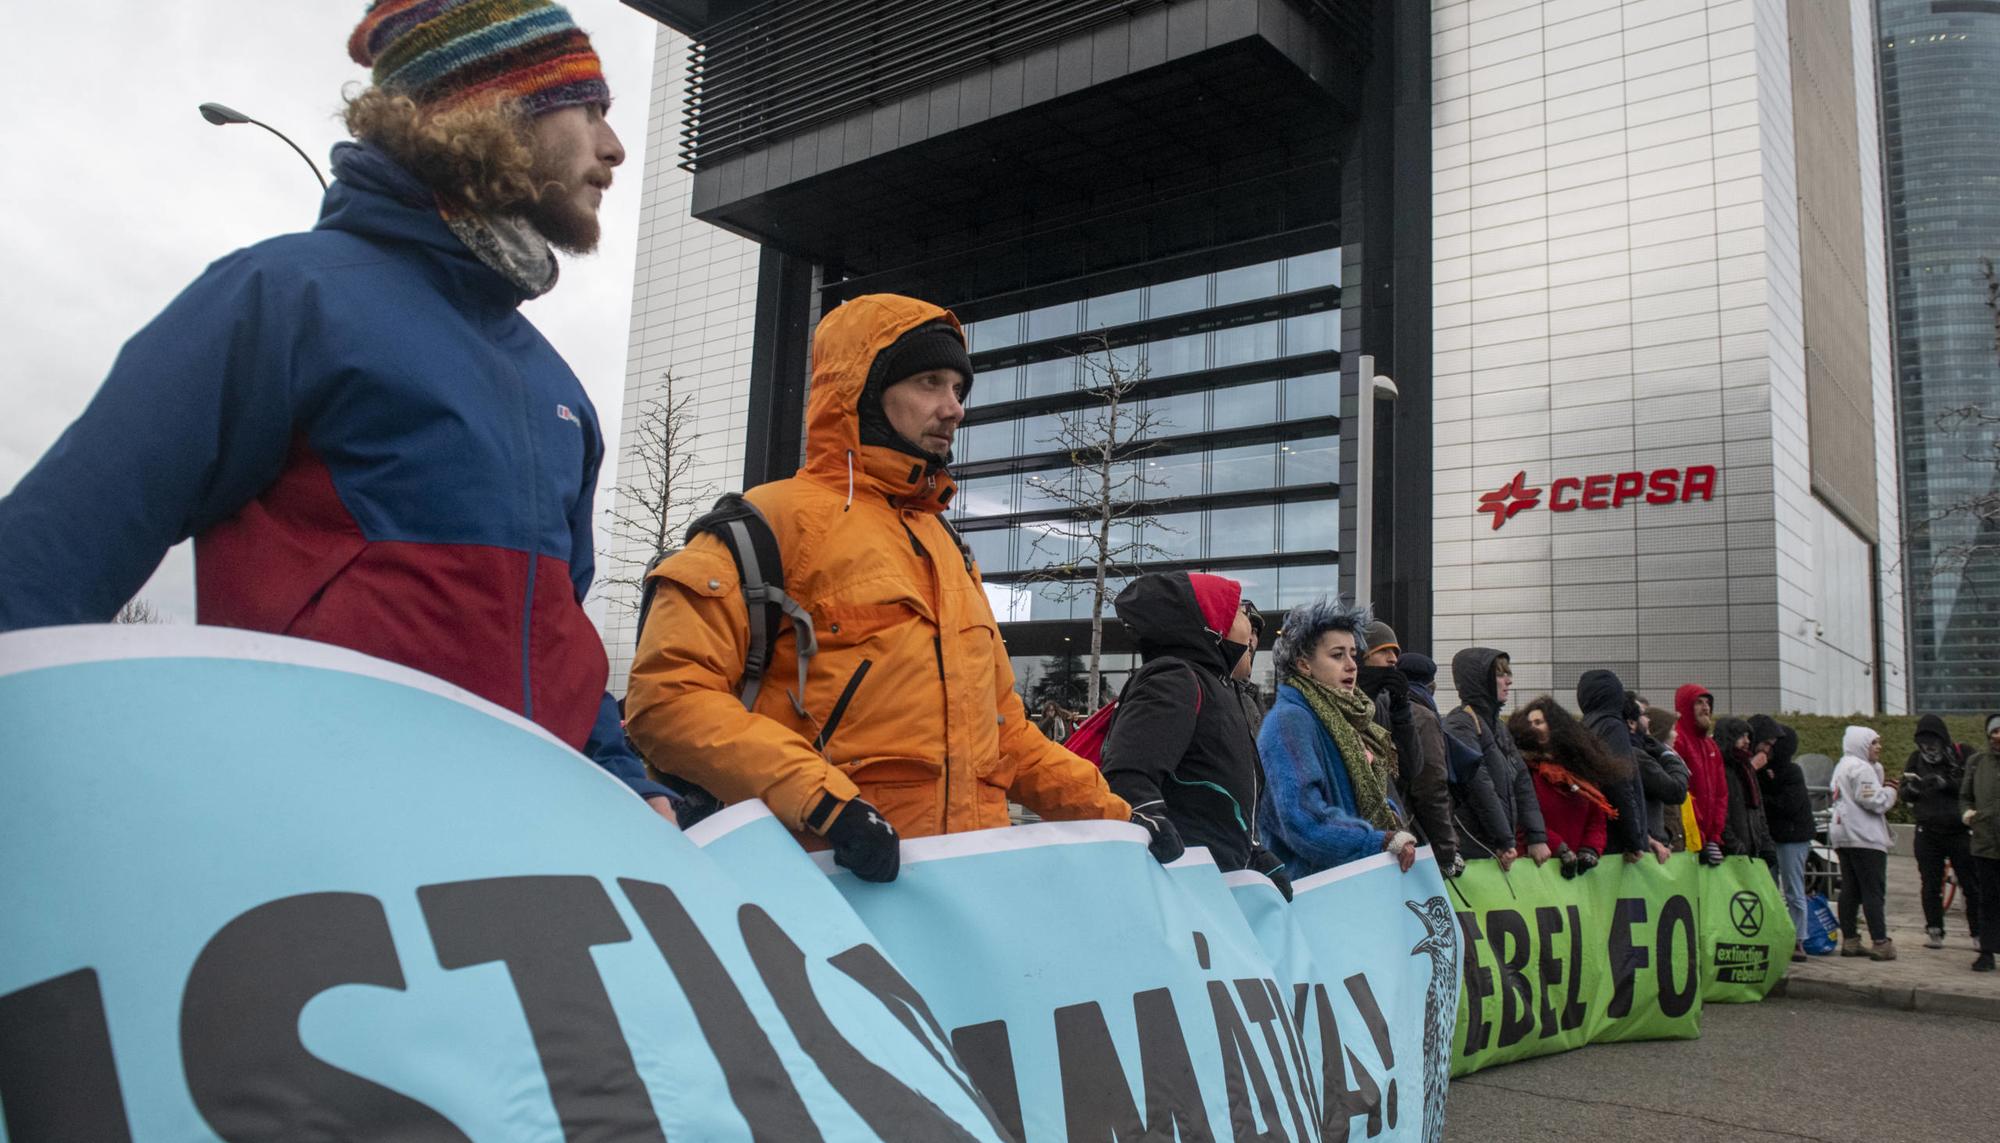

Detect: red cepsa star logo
1477,471,1541,530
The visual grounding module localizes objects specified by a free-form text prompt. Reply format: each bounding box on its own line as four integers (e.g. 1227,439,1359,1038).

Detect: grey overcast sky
0,1,662,622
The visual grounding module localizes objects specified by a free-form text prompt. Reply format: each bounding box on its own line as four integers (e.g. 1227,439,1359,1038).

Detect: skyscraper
1878,0,2000,712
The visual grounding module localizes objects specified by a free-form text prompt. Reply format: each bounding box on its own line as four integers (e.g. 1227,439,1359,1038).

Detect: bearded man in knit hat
0,2,677,820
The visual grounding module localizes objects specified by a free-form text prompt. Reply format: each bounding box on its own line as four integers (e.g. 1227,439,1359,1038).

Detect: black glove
1445,854,1466,879
1576,847,1600,874
1249,848,1294,901
1357,666,1412,722
1557,843,1578,879
1701,841,1724,867
822,797,900,882
1131,802,1185,864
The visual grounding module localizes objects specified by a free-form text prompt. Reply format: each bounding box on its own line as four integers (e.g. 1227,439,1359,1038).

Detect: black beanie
858,320,973,462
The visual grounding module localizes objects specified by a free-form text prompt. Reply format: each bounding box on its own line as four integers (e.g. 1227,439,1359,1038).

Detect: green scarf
1288,672,1403,833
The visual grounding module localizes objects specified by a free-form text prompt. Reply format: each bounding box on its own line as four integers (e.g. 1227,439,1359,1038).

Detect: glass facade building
1879,0,2000,711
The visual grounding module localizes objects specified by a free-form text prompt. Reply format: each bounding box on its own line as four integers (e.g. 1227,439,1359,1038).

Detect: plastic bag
1802,892,1839,955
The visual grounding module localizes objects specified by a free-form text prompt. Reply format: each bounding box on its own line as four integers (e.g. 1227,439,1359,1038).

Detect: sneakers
1975,955,1996,974
1870,939,1897,962
1925,926,1945,950
1840,938,1869,957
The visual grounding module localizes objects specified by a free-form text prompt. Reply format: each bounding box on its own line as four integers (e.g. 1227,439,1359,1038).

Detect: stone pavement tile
1776,849,1999,1021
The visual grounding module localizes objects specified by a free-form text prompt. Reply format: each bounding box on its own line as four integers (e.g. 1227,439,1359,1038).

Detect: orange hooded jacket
624,294,1131,842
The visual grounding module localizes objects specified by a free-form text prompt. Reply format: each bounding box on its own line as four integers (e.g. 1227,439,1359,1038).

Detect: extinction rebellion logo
1477,464,1718,530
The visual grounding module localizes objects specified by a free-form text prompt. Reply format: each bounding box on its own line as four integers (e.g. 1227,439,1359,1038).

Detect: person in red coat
1673,683,1729,865
1508,697,1631,877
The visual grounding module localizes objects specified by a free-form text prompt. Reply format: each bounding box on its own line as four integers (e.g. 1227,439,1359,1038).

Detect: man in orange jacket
625,294,1162,881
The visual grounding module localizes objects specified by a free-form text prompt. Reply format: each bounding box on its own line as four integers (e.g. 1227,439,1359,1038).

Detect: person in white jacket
1829,726,1899,960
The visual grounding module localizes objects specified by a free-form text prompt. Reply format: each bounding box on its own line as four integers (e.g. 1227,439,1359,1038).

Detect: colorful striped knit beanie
348,0,609,116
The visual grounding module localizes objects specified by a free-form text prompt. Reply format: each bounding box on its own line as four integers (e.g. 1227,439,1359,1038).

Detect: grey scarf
444,210,559,298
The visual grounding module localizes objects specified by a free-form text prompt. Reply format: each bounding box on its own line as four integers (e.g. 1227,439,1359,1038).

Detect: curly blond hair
343,87,544,213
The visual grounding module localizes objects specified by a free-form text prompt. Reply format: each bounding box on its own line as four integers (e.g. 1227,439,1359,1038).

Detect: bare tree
114,598,161,624
599,372,712,615
1020,337,1179,708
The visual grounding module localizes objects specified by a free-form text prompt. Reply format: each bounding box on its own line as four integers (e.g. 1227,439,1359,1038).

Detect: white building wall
1430,0,1898,716
600,25,762,693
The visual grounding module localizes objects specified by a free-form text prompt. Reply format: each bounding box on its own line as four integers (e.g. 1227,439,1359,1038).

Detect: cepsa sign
1478,465,1717,530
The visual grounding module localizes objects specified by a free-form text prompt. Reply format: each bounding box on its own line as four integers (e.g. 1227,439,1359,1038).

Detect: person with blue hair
1255,597,1420,878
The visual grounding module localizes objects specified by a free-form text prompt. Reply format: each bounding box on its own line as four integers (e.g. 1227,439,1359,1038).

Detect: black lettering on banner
616,878,822,1141
1454,912,1493,1055
1485,910,1534,1049
1206,980,1288,1142
184,892,469,1142
1562,904,1586,1031
1235,980,1310,1142
1605,897,1650,1020
1342,974,1398,1137
828,943,1016,1141
1314,982,1381,1136
1263,978,1322,1129
0,969,134,1143
737,904,980,1141
1656,895,1699,1019
1533,906,1564,1040
950,1022,1025,1143
417,876,660,1143
1053,996,1215,1143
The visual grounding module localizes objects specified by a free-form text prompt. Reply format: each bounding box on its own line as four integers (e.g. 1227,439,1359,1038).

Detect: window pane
1023,356,1077,397
1277,562,1339,609
960,419,1015,462
1226,566,1279,614
967,313,1021,352
1021,411,1068,453
1282,496,1338,552
1082,343,1143,385
1025,467,1075,509
1210,442,1278,493
1146,331,1207,377
1214,259,1282,306
1149,274,1209,318
1142,389,1206,437
1029,580,1075,621
1285,249,1340,291
1284,372,1338,419
1212,379,1278,430
1208,503,1276,558
1283,310,1338,357
974,365,1020,405
1019,522,1073,570
1085,288,1144,329
964,527,1013,573
1214,319,1281,367
1026,301,1080,342
955,475,1017,520
1136,448,1205,499
1144,511,1203,561
1282,435,1339,486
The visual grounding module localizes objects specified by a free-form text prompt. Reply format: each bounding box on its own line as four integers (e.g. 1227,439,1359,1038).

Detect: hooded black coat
1575,669,1653,854
1441,648,1546,854
1756,723,1816,844
1715,716,1776,860
1902,713,1972,836
1100,573,1267,871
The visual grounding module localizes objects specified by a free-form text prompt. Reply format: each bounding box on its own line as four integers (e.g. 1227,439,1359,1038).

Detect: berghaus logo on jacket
556,404,581,427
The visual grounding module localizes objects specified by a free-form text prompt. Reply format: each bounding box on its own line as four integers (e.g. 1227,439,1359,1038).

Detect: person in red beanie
1674,684,1729,865
1100,571,1290,894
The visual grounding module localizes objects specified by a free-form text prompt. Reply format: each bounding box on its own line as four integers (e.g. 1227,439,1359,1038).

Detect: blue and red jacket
0,142,665,802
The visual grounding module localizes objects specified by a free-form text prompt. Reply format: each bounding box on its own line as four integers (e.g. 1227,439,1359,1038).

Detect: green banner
1448,853,1788,1076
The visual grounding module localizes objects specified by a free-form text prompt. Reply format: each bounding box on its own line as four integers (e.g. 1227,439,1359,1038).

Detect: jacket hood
800,294,966,512
1715,716,1752,759
1114,571,1234,672
1914,713,1951,748
1771,723,1799,769
1450,647,1508,719
1575,669,1627,718
1397,651,1438,689
1747,714,1783,748
1842,725,1880,761
1673,683,1712,725
320,142,523,311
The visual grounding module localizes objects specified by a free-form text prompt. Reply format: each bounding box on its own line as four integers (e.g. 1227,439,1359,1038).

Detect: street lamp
1351,353,1400,611
197,102,327,192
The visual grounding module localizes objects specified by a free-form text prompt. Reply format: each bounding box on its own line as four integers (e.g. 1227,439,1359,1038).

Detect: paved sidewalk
1774,847,2000,1021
